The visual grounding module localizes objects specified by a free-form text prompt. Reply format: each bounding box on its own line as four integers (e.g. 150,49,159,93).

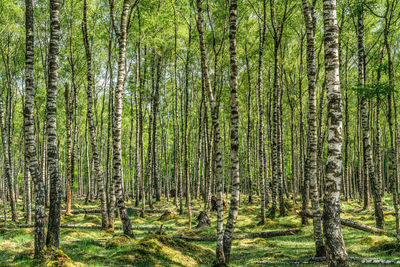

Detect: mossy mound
46,249,75,267
112,233,215,266
157,210,176,221
360,236,391,246
0,228,32,239
61,214,80,224
13,249,33,261
154,234,214,264
83,214,102,225
174,228,212,237
105,235,133,249
126,208,138,217
369,240,400,255
263,219,279,228
175,218,188,226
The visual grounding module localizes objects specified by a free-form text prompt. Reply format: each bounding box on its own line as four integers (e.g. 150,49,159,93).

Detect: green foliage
353,82,394,99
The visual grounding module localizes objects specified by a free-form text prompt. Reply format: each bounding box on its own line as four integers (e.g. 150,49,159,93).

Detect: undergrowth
0,196,400,266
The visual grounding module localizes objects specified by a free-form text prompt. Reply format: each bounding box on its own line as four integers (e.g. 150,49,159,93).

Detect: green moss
369,241,400,255
110,233,214,266
360,236,391,246
157,210,176,221
105,235,133,249
13,249,32,261
174,228,209,237
46,249,76,267
3,196,400,266
83,214,102,225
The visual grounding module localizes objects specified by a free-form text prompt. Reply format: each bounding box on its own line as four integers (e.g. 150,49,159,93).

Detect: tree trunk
356,2,384,229
23,142,32,225
0,90,17,223
222,1,240,263
184,18,192,228
110,0,133,237
46,0,62,249
196,0,224,263
106,19,115,228
269,0,288,219
152,55,161,203
383,0,400,243
82,0,109,228
302,0,325,257
64,83,73,214
257,0,267,225
244,40,253,204
321,0,349,265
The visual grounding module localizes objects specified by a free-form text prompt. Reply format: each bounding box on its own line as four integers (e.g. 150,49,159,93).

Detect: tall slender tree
64,83,73,214
257,0,267,225
302,0,325,257
0,86,17,224
356,0,384,229
110,0,134,237
196,0,224,262
24,1,46,253
222,0,240,263
322,0,349,265
46,0,62,249
83,0,109,228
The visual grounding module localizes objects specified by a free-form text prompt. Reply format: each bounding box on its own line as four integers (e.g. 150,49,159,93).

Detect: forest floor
0,195,400,266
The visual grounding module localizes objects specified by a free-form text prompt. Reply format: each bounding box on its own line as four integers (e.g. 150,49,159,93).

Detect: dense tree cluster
1,0,400,265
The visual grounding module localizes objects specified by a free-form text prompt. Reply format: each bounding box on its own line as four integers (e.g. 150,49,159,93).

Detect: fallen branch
132,208,201,213
58,207,201,215
0,224,33,229
58,208,165,215
0,224,184,231
297,211,396,237
173,229,301,241
63,209,103,214
256,257,400,265
132,208,167,213
60,224,104,229
132,225,184,230
234,229,301,239
65,224,185,230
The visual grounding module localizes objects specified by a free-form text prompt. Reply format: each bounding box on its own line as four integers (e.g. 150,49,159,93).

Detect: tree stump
211,195,226,212
196,211,211,228
169,189,176,198
157,210,175,221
